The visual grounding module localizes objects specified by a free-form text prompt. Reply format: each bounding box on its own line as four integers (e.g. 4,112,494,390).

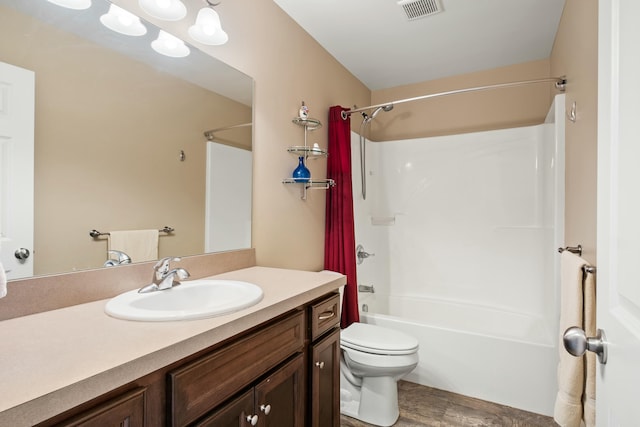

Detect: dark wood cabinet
55,388,146,427
38,292,339,427
310,328,340,427
254,355,305,427
308,293,341,427
198,355,305,427
194,389,254,427
168,311,305,427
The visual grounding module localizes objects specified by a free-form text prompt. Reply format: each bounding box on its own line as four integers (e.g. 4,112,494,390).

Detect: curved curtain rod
204,122,252,141
341,76,567,120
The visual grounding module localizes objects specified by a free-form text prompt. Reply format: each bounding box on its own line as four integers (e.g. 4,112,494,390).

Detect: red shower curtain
325,106,359,328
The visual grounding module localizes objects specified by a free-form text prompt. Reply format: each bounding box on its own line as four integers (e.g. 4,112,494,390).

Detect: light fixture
138,0,187,21
100,4,147,36
188,7,228,46
46,0,91,10
151,30,190,58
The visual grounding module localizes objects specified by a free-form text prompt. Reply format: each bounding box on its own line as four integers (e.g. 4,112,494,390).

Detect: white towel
108,229,159,263
553,251,588,427
0,262,6,298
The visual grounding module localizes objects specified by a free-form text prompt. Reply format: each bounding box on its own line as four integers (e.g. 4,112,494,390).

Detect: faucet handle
356,244,375,265
108,250,131,264
154,256,180,267
153,256,181,275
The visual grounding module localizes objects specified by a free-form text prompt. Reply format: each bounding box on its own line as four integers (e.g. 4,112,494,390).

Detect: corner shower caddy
282,116,335,200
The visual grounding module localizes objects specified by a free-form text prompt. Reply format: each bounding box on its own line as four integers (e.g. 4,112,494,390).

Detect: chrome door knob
14,248,30,260
563,326,608,364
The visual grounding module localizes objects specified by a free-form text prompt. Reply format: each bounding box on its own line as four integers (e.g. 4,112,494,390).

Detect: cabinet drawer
57,388,146,427
169,311,305,427
309,293,340,340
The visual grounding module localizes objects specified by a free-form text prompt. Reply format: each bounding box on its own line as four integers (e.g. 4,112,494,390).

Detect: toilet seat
341,322,419,355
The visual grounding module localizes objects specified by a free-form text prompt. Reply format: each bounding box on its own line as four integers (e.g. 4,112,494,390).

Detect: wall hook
567,101,577,123
179,150,186,161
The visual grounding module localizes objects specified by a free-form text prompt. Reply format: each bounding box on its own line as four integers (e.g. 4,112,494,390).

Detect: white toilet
340,322,419,426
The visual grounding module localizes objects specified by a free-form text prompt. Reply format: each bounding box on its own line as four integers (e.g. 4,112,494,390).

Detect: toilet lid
341,322,419,355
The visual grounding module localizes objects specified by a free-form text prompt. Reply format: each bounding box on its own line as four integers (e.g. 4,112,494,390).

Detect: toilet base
340,372,399,427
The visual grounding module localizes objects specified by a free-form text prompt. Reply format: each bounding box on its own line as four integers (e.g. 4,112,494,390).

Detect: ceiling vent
397,0,444,21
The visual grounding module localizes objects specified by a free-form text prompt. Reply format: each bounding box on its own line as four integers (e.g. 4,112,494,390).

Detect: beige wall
0,5,251,275
115,0,599,271
370,59,554,141
18,0,596,275
550,0,598,264
113,0,371,271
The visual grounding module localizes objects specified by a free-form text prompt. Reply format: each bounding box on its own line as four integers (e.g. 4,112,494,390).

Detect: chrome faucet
103,250,132,267
356,244,375,265
138,256,190,293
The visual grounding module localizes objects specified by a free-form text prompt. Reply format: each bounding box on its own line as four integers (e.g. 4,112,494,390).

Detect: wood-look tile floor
340,381,558,427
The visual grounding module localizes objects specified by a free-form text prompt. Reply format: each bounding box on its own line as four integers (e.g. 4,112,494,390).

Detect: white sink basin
104,279,263,321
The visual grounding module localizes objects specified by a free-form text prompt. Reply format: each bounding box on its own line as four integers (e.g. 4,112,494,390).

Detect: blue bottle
292,156,311,182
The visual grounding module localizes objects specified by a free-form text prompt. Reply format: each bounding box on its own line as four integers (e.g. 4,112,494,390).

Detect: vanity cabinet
196,355,304,427
36,292,340,427
168,311,305,426
308,294,341,427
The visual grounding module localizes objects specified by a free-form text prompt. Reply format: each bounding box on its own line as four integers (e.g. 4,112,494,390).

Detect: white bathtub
351,97,566,417
360,294,558,416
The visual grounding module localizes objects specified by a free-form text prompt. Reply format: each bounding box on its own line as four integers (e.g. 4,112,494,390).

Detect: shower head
370,104,394,120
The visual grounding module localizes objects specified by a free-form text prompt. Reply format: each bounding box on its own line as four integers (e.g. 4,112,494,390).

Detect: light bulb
138,0,187,21
151,30,190,58
100,4,147,36
188,8,228,46
46,0,91,10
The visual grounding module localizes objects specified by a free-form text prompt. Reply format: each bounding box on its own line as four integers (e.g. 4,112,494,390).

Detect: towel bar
90,226,174,238
557,245,596,274
558,245,582,257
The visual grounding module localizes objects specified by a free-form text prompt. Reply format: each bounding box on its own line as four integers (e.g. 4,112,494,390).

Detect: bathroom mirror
0,0,253,278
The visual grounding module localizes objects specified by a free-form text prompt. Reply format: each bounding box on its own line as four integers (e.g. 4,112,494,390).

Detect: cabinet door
169,312,304,427
254,354,305,427
310,328,340,427
196,389,255,427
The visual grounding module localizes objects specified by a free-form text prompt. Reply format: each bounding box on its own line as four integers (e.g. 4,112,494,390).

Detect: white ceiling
273,0,566,90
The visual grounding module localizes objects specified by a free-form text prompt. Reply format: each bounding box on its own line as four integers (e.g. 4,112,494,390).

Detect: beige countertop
0,266,345,426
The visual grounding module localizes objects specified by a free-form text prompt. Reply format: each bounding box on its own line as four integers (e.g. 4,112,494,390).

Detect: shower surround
352,96,565,416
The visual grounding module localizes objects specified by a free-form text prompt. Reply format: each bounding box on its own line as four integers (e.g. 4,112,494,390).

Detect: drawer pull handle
246,414,258,425
318,310,335,321
260,404,271,415
315,361,325,369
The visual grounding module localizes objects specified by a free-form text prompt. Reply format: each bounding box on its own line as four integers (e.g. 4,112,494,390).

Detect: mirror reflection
0,0,253,279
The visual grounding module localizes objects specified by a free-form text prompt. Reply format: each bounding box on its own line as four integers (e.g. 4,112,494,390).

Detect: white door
0,61,35,279
596,0,640,425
